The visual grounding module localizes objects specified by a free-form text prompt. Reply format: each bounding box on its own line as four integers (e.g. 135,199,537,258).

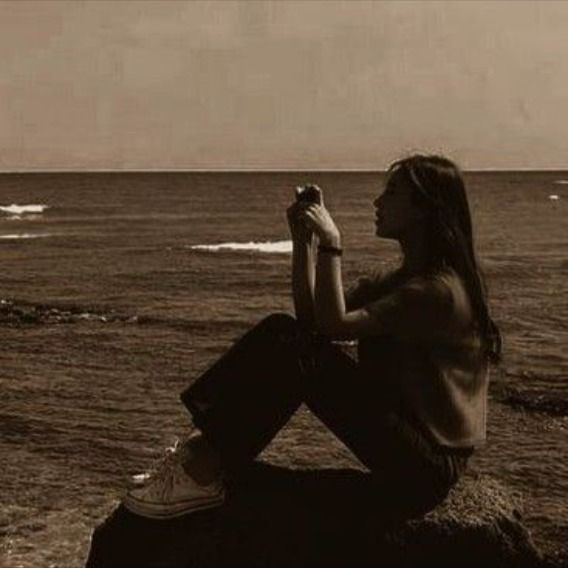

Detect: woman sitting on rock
122,154,501,520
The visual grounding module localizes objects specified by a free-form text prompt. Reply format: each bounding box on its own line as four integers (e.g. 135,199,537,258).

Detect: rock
0,299,136,326
85,461,542,568
19,311,41,323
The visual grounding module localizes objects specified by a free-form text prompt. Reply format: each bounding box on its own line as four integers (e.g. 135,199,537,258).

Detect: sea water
0,171,566,565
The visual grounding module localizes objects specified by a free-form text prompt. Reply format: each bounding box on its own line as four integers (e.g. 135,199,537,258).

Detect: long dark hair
387,154,502,364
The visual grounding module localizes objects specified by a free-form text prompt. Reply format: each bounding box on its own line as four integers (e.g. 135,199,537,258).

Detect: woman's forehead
384,167,412,191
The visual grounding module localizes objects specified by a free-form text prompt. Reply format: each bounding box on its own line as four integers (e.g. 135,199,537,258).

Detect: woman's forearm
291,237,316,329
314,236,346,331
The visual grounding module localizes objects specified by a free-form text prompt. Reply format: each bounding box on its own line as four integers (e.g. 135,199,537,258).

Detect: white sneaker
123,443,225,519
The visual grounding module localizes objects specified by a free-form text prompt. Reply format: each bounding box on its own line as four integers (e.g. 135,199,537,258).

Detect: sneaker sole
122,488,226,520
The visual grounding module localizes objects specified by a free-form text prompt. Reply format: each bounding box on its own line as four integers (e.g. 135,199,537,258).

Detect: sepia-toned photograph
1,1,566,566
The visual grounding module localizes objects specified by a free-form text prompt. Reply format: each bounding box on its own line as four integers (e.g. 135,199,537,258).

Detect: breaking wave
188,240,293,254
0,204,49,215
0,233,54,240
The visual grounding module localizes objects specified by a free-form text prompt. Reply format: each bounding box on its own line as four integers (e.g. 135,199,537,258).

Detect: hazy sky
1,0,567,171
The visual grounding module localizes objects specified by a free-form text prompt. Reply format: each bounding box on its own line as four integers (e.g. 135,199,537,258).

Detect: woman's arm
317,269,455,341
291,235,317,329
297,188,387,340
314,234,347,333
287,198,318,329
300,197,457,341
299,200,383,340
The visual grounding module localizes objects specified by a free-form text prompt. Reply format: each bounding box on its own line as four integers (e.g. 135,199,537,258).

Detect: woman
122,154,501,520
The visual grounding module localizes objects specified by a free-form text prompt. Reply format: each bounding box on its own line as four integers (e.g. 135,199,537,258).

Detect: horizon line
1,167,568,174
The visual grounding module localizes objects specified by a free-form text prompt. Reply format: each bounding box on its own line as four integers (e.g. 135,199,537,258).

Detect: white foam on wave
189,240,293,254
0,204,49,215
0,233,54,240
553,180,568,185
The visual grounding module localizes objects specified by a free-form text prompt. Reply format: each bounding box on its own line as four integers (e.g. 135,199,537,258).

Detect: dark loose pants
180,313,471,518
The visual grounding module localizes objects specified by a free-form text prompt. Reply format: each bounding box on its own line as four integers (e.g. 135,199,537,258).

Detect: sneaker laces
156,456,183,500
138,439,192,501
132,437,188,485
155,440,183,473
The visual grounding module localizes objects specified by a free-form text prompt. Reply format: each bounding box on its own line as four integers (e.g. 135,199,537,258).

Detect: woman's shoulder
420,267,474,331
345,267,401,312
349,266,391,292
395,267,473,331
358,266,452,308
357,265,472,324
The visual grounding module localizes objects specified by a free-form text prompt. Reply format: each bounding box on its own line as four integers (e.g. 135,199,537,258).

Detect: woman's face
373,168,428,240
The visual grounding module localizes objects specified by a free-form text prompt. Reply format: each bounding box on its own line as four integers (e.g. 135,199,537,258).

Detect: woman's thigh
302,334,400,450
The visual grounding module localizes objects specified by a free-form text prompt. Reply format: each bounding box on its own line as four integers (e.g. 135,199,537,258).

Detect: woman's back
347,266,489,448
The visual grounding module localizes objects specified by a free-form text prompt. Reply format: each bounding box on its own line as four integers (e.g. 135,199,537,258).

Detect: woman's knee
257,312,299,334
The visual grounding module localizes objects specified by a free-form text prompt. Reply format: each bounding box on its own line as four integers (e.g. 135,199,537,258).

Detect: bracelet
317,244,343,256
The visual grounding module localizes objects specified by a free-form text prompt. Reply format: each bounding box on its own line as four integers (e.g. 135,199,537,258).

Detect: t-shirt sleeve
361,276,455,342
344,270,382,311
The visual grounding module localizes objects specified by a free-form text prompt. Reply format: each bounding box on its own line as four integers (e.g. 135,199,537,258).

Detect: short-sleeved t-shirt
344,267,489,449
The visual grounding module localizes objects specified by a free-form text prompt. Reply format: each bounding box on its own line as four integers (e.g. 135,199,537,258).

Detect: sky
1,0,567,171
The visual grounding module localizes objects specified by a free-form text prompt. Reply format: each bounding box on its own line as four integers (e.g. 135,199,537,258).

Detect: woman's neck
398,226,433,276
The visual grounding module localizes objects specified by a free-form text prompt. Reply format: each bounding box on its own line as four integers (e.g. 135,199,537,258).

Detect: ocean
0,171,566,566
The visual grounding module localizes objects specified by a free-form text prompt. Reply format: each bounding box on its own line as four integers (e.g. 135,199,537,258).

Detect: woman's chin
375,223,396,240
374,222,387,237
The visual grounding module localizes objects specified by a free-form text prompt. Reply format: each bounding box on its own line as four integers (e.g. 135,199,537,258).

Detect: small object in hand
295,184,321,204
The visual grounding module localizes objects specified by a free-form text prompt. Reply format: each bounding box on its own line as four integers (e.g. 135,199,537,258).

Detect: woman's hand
287,185,324,243
299,202,342,247
287,200,314,243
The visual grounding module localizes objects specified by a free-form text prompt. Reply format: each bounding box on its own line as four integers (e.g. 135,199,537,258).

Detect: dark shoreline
492,385,568,417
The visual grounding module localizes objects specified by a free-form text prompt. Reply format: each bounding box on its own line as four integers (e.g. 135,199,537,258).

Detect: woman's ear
410,189,434,223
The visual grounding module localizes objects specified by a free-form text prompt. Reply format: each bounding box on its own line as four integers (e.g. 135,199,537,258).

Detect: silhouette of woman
122,154,501,520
